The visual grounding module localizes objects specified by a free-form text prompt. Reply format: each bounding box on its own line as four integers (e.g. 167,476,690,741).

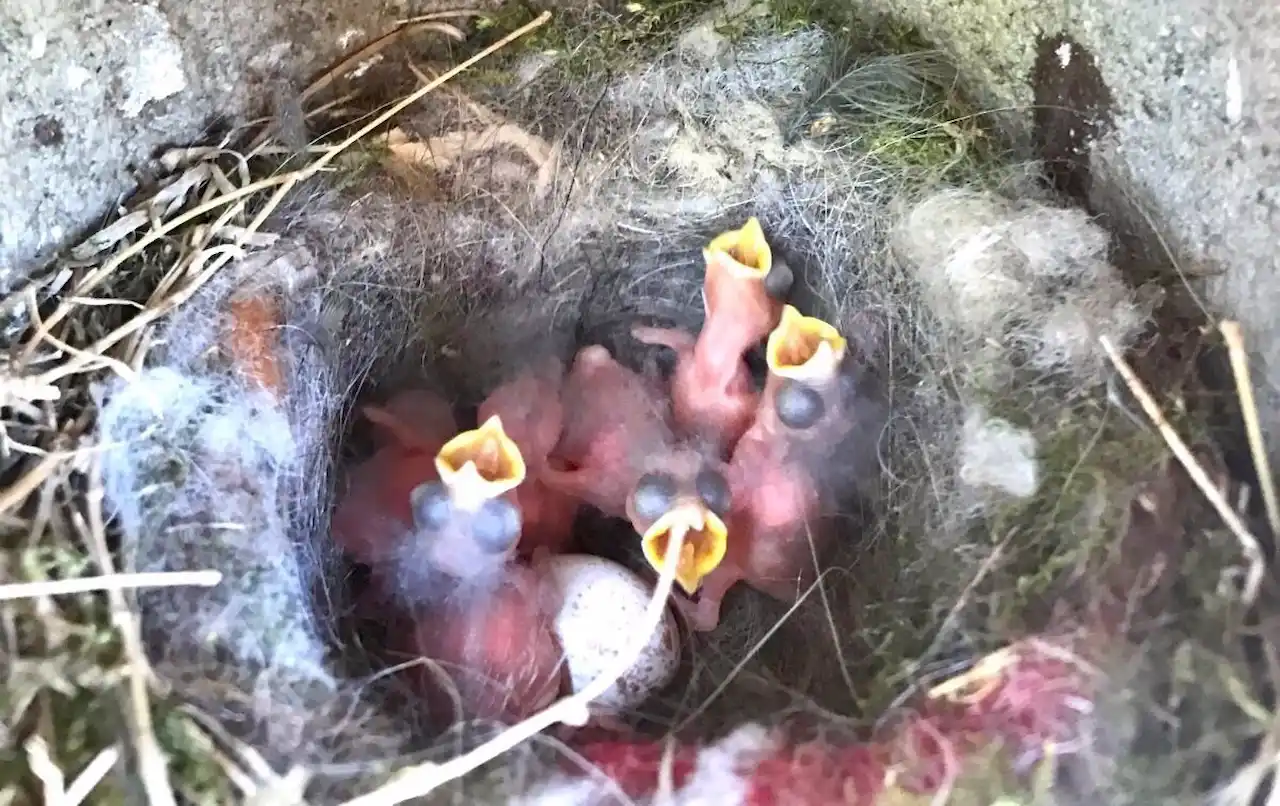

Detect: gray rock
0,0,437,285
856,0,1280,444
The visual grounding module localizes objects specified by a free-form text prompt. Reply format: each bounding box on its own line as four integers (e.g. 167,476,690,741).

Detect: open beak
434,415,527,509
639,501,729,594
765,304,848,381
703,217,773,281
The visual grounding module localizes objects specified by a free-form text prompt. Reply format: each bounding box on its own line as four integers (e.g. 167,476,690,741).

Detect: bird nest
4,5,1278,805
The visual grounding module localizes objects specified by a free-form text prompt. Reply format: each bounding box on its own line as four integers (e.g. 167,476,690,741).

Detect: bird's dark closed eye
471,497,522,552
775,379,825,430
764,259,794,301
633,471,678,521
411,482,453,532
694,468,731,516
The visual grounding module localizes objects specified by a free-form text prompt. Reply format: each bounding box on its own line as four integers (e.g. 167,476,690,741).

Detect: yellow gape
435,415,528,509
640,501,729,594
765,304,848,382
704,217,773,280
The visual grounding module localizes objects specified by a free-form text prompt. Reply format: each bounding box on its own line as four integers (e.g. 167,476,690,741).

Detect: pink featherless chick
682,305,862,633
624,449,733,603
540,344,675,518
476,359,580,556
373,418,570,724
541,344,737,628
330,389,458,565
632,217,793,456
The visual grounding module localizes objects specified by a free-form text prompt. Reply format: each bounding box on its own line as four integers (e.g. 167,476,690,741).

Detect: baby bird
626,452,732,597
633,218,791,455
406,562,566,723
362,388,460,452
330,388,458,565
542,344,673,517
418,414,529,572
683,306,857,632
477,361,580,556
542,345,740,617
368,418,569,724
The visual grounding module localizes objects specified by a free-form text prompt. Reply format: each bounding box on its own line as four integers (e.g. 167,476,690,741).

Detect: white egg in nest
542,553,682,713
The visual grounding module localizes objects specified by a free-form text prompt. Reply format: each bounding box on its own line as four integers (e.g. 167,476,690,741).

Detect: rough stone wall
0,0,468,285
853,0,1280,441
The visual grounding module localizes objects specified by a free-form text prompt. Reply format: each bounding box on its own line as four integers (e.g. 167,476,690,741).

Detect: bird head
629,468,731,594
703,217,772,281
435,415,527,510
765,304,847,382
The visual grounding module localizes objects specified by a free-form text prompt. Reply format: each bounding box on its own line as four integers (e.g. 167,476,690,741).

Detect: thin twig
1100,334,1266,603
311,11,552,175
302,20,466,103
340,527,685,806
0,452,66,516
25,734,65,803
244,18,470,154
1220,320,1280,542
395,9,487,25
65,747,122,806
0,570,223,601
17,171,296,364
74,454,177,806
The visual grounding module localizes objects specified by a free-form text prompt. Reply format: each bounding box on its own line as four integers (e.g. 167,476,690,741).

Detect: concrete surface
852,0,1280,442
0,0,453,284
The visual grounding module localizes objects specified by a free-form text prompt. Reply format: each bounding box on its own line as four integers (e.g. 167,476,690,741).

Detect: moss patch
472,0,717,79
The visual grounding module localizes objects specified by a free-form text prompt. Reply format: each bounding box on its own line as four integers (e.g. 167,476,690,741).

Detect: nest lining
1,7,1274,806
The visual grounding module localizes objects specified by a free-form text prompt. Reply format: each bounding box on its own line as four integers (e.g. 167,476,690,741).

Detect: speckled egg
543,553,682,713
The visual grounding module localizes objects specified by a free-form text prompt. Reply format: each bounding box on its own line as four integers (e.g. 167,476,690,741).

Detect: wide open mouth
434,415,528,504
705,217,773,280
639,502,729,594
765,304,848,381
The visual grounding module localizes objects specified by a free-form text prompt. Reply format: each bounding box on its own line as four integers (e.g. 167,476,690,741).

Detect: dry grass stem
0,570,223,601
340,529,687,806
64,747,123,806
0,452,67,516
25,730,122,806
24,735,65,803
396,9,487,25
307,10,550,174
244,14,478,153
19,10,550,370
1100,334,1266,602
301,18,466,104
1220,320,1280,542
74,455,177,806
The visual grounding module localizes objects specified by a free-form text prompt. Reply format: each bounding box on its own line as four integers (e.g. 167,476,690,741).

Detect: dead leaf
69,210,148,261
381,123,556,177
151,164,213,217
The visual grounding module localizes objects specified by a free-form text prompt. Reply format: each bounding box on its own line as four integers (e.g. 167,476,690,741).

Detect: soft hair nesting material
93,16,1152,802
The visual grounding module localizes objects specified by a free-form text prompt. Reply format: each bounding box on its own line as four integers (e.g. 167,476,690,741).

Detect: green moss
975,381,1181,635
332,142,392,191
861,118,987,181
471,0,717,81
158,709,239,804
